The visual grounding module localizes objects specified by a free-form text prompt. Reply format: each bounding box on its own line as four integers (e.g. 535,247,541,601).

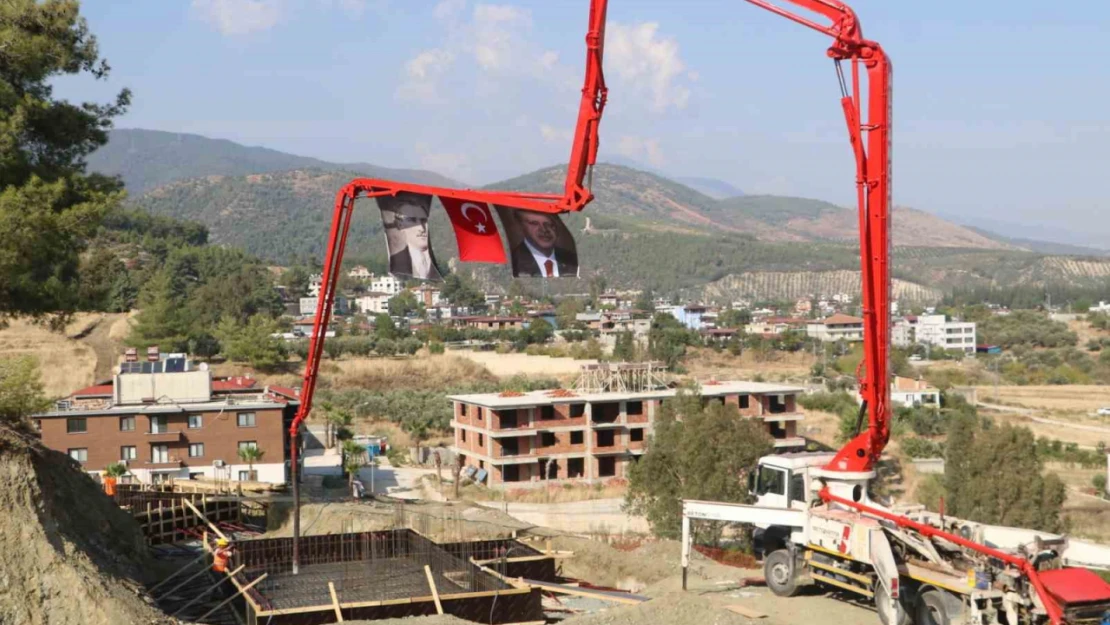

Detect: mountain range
88,129,1110,302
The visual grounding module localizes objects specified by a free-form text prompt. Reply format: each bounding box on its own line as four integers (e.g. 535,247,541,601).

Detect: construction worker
212,538,234,573
102,474,117,498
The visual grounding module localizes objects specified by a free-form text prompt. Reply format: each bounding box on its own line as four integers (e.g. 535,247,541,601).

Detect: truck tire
915,589,965,625
764,549,800,597
875,582,912,625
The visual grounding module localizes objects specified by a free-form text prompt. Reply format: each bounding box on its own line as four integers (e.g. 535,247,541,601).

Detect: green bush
1093,473,1107,495
901,436,944,459
428,341,445,354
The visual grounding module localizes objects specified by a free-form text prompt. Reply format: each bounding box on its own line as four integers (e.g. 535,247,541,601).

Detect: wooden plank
521,580,647,605
424,565,444,615
725,604,767,619
183,498,228,541
255,587,533,617
328,582,344,622
197,573,268,622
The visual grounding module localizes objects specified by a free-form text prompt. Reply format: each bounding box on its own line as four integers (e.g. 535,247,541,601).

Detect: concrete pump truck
284,0,1110,623
679,2,1110,625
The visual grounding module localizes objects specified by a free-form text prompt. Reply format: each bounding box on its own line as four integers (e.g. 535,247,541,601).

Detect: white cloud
539,124,572,144
471,4,533,71
191,0,283,36
433,0,466,20
606,22,691,112
397,48,455,101
616,135,665,167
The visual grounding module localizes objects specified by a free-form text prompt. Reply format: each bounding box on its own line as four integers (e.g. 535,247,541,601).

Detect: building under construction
227,530,544,624
450,363,808,486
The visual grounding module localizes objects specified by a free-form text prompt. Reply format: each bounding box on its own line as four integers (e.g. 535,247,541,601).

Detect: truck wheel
915,589,965,625
764,549,799,597
874,582,912,625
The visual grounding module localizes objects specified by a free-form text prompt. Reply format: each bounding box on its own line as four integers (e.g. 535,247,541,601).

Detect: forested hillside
123,159,1110,302
88,129,463,194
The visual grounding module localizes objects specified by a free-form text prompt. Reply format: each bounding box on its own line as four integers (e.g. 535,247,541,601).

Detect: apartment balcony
135,459,185,469
760,412,804,422
145,430,184,443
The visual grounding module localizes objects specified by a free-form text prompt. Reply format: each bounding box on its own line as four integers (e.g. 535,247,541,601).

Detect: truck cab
750,452,836,512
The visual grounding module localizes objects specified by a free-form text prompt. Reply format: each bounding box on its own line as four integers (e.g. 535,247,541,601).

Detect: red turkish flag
440,197,508,264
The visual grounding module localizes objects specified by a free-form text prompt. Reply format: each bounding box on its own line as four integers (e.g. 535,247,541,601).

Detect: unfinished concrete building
450,365,806,486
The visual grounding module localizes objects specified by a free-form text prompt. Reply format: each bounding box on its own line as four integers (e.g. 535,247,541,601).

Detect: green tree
280,265,312,299
0,0,131,323
388,290,421,317
216,314,287,371
237,444,265,481
613,330,637,362
648,313,695,369
376,338,397,356
524,318,554,345
718,308,752,328
633,289,655,312
0,356,51,426
1093,473,1107,496
342,439,366,489
625,391,773,540
944,419,1067,532
555,298,585,329
374,313,399,340
440,273,485,310
104,462,128,478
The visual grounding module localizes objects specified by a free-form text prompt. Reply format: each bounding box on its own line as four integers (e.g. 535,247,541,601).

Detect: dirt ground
685,348,816,384
216,353,502,391
0,315,100,397
449,349,594,378
976,384,1110,416
0,423,171,625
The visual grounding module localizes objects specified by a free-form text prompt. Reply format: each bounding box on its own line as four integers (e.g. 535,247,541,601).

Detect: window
790,473,806,504
626,401,643,416
66,417,86,433
541,432,556,447
570,430,584,445
119,416,135,431
238,441,258,452
120,446,137,461
499,409,518,429
461,429,467,442
68,448,88,462
460,403,468,417
476,408,483,421
570,404,585,418
478,433,484,447
739,395,750,409
596,430,615,448
150,415,168,434
188,414,203,429
502,465,521,482
598,456,616,477
757,466,786,496
567,458,585,478
238,471,251,481
189,443,205,458
151,445,169,464
237,412,256,427
629,428,644,442
540,405,555,420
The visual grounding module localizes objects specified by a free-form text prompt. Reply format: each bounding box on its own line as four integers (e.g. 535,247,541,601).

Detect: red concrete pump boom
742,0,893,475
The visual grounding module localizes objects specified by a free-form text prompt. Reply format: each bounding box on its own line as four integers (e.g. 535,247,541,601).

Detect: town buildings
32,352,298,485
371,274,404,296
892,314,977,355
806,313,865,342
890,376,940,408
449,368,806,487
355,291,393,315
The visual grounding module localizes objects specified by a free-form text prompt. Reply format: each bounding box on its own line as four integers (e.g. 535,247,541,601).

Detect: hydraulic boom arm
744,0,892,474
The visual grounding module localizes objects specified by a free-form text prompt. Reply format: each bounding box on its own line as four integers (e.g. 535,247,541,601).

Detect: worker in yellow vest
212,538,234,573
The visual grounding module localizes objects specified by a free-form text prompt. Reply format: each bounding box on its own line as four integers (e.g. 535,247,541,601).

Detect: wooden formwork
116,484,264,544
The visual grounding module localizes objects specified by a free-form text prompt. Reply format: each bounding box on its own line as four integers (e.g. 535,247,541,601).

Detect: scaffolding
230,529,542,624
574,361,670,394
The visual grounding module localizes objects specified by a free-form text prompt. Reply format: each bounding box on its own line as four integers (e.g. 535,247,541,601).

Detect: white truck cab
750,451,836,513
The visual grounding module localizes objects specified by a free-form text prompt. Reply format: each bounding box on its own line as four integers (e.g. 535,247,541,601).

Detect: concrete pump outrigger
679,2,1110,625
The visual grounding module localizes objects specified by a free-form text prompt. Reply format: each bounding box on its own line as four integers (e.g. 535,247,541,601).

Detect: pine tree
0,0,130,322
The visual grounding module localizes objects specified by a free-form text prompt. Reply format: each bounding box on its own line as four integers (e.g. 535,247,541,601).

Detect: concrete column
585,403,594,480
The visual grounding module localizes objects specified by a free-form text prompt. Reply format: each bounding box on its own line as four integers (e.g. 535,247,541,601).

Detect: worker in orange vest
103,475,117,497
212,538,234,573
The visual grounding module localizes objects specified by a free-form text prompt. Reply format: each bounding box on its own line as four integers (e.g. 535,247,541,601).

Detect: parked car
1097,407,1110,416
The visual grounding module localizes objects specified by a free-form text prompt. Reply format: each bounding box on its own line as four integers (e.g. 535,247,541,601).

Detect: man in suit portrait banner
494,206,579,279
376,192,444,281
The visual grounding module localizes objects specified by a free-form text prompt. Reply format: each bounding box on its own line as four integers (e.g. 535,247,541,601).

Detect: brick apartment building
32,353,299,485
449,381,806,487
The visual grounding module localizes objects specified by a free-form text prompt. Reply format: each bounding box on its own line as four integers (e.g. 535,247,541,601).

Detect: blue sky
61,0,1110,245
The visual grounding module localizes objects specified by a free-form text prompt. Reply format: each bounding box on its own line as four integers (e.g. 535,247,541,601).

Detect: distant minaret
583,217,593,233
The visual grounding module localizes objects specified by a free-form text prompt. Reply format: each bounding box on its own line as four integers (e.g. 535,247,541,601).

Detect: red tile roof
70,384,112,398
818,313,864,325
268,385,300,400
213,377,258,392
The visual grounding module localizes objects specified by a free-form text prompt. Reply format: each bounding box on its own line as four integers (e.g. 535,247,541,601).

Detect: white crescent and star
460,202,490,233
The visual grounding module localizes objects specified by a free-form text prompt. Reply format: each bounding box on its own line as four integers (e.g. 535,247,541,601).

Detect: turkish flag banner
440,197,508,264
